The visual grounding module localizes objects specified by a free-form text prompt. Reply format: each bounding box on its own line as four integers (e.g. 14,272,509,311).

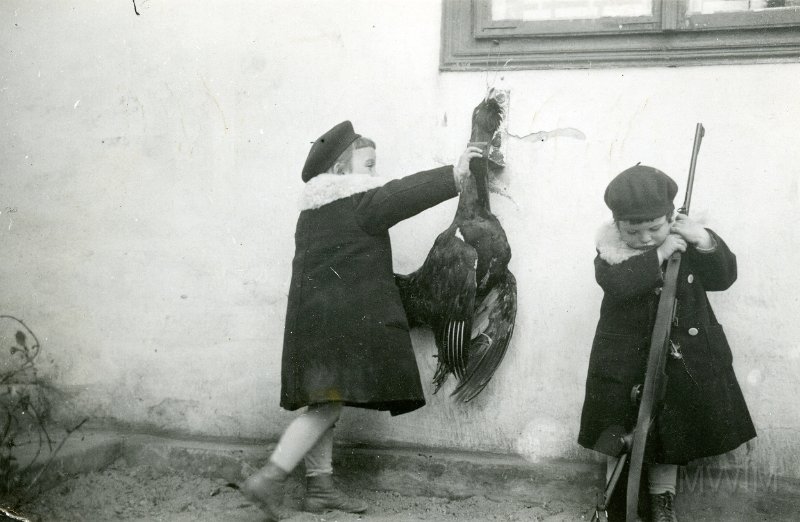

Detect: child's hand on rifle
656,233,687,264
671,214,715,250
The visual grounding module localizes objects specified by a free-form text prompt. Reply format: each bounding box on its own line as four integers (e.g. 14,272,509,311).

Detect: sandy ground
10,459,800,521
12,459,583,522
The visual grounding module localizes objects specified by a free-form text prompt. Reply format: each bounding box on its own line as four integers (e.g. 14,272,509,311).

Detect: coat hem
281,398,426,416
577,431,757,465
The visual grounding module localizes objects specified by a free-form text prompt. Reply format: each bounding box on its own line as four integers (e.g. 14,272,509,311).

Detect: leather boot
240,461,291,521
302,473,367,514
650,492,678,522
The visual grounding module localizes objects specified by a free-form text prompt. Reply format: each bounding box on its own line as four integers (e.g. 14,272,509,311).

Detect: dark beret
301,121,361,182
604,165,678,221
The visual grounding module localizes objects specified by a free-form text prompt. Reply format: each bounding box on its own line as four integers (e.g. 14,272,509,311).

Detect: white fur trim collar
299,173,385,210
596,221,646,265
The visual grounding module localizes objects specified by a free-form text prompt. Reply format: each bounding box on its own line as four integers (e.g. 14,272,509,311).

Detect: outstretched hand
453,145,486,190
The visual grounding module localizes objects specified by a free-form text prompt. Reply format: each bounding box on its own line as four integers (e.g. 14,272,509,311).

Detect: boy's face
345,147,377,176
617,216,671,250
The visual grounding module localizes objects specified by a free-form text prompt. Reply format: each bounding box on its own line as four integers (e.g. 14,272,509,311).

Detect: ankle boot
650,492,678,522
240,461,291,520
302,473,367,514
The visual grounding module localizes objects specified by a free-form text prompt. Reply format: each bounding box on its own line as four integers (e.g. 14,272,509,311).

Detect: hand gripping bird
395,89,517,402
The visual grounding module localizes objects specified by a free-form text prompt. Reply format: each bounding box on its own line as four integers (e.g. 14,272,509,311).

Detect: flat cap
604,165,678,221
301,121,361,182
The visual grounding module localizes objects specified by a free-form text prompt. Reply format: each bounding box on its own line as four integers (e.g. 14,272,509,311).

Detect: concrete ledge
333,444,601,503
115,432,601,503
12,432,124,492
9,429,800,520
118,433,271,484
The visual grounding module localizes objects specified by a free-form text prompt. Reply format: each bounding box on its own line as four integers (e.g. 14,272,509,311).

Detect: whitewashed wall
1,0,798,477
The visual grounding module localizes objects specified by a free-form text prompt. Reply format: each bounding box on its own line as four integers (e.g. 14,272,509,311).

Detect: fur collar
595,221,646,265
299,173,385,210
595,213,712,265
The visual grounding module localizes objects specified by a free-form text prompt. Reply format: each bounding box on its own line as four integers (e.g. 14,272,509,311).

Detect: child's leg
303,426,334,477
270,402,342,473
648,463,677,495
649,463,678,521
606,456,680,520
300,422,367,514
608,457,677,494
241,402,343,519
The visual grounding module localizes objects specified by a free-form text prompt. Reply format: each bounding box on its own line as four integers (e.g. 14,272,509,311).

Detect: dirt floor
12,460,579,522
9,459,800,521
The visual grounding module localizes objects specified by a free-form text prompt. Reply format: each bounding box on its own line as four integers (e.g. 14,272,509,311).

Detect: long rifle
590,429,632,521
625,123,705,521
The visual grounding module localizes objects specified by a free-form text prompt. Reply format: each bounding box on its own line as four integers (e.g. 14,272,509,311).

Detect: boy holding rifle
578,164,756,521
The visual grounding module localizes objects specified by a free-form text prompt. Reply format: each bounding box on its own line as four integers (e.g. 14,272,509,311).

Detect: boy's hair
329,137,376,173
615,212,674,225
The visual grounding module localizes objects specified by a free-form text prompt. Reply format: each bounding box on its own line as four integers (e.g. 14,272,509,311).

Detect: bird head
470,88,505,143
467,89,507,210
469,88,507,171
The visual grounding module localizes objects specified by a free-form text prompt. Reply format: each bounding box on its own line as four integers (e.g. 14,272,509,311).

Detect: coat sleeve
351,166,458,235
595,248,664,300
684,229,737,291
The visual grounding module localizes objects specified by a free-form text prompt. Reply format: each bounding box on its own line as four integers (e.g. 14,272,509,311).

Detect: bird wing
420,228,478,391
452,268,517,402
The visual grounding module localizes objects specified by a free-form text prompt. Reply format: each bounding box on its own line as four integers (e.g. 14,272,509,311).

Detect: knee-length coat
280,167,458,416
578,222,756,464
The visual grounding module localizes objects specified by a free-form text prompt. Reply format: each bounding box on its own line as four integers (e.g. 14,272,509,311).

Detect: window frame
441,0,800,70
475,0,665,37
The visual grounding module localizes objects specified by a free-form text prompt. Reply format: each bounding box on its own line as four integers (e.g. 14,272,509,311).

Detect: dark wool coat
280,167,458,416
578,223,756,464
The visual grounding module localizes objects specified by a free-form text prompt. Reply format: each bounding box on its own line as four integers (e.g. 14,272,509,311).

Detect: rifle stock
624,123,705,521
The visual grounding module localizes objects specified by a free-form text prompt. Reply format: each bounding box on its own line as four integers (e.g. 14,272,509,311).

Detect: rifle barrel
681,123,705,215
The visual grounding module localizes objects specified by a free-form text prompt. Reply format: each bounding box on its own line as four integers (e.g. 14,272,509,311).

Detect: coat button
688,274,694,283
688,327,699,336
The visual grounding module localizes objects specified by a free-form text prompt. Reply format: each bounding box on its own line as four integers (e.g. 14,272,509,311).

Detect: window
441,0,800,69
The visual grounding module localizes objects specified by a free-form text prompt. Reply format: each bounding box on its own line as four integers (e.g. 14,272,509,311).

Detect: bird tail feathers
452,270,517,402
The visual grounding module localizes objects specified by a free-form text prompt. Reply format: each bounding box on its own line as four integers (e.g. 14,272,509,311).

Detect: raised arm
684,229,737,291
351,167,458,235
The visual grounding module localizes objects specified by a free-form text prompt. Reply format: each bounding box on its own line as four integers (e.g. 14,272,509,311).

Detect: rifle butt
625,423,649,521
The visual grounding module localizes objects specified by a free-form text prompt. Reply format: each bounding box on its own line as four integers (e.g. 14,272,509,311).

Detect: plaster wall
1,0,798,478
